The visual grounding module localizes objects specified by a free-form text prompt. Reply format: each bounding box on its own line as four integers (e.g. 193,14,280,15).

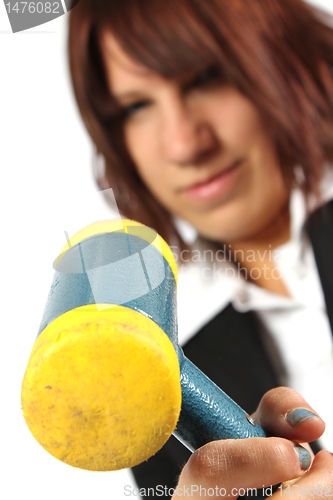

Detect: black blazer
132,201,333,498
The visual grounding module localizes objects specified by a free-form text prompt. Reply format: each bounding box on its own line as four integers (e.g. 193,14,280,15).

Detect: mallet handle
174,350,277,500
174,349,266,451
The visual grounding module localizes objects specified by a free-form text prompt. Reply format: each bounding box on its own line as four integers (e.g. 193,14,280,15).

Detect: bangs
96,0,236,81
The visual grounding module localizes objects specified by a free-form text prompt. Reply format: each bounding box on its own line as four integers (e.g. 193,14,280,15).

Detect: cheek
207,90,265,150
125,123,161,179
125,126,176,208
125,126,146,165
236,145,288,221
232,166,289,240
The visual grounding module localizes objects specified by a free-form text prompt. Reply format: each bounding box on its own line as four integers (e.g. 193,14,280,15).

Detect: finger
252,387,325,443
176,437,312,493
276,450,333,499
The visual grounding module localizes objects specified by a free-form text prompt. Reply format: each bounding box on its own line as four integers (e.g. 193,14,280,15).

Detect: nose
161,99,219,166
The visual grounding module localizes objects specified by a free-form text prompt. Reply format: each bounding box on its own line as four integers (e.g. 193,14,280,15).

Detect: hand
172,387,332,499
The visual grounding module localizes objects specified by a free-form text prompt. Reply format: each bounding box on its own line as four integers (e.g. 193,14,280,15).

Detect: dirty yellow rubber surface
21,305,181,470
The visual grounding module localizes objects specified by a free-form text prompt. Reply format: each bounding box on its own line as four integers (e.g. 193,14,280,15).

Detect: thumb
252,387,325,443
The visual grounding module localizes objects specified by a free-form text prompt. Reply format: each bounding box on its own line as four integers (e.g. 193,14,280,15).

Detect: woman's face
103,35,290,244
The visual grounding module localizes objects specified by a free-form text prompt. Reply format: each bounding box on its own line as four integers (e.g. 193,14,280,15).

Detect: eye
188,66,222,89
121,100,150,118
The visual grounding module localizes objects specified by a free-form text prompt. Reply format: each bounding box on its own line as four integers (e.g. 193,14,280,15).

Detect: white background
1,1,332,499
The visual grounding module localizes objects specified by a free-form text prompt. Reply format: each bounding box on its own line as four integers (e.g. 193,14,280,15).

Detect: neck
228,203,291,296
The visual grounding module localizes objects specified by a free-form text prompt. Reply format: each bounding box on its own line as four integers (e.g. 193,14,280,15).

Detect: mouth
181,160,243,202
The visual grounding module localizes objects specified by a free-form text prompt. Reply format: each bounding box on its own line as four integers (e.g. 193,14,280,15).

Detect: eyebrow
112,89,149,103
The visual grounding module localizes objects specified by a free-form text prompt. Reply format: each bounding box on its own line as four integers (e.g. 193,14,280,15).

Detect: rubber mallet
21,219,266,472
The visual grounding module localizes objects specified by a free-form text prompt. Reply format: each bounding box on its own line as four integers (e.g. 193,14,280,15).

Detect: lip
181,160,243,202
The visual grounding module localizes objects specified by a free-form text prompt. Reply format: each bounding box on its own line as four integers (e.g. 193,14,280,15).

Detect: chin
191,214,241,243
195,204,260,243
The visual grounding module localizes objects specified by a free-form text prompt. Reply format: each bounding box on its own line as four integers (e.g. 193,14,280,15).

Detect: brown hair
68,0,333,246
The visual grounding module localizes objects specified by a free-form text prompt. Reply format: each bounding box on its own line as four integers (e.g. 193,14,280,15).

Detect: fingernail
286,408,318,427
294,445,312,471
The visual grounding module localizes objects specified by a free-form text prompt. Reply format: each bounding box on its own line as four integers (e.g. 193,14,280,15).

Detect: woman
68,0,333,498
